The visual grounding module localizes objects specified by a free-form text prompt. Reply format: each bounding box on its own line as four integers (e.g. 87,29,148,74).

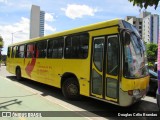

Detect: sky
0,0,160,54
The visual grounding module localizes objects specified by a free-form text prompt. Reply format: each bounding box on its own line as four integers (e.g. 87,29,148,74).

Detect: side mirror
124,32,131,45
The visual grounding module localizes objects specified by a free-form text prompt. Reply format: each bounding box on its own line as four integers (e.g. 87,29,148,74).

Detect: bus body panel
62,59,90,96
121,76,150,91
23,58,63,87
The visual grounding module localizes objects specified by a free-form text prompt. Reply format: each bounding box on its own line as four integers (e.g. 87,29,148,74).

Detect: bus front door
91,35,119,103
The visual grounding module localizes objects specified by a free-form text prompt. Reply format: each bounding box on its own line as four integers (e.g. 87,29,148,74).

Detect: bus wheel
62,78,80,100
16,68,21,81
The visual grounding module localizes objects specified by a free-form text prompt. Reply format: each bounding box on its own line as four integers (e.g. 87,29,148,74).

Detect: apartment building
125,16,143,37
125,11,159,44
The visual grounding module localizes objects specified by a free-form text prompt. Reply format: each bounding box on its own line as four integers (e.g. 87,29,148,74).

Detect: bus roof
9,18,121,47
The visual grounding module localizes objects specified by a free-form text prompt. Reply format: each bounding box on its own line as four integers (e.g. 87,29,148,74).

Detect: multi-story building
139,11,151,18
125,11,159,44
30,5,45,39
125,16,143,37
142,14,159,44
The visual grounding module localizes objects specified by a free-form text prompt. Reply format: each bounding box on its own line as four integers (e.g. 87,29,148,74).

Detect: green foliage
129,0,160,9
0,35,3,61
0,35,4,48
148,62,154,67
146,43,158,62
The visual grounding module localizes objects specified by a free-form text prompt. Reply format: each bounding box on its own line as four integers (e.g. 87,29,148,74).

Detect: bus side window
15,46,19,58
65,36,72,58
36,40,47,58
48,40,54,58
15,45,25,58
64,33,89,59
7,47,11,58
48,37,64,58
19,45,25,58
11,46,16,58
26,43,35,58
79,34,89,58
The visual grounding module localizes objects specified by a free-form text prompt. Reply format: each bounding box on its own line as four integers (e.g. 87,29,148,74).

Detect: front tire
62,78,80,100
16,68,22,81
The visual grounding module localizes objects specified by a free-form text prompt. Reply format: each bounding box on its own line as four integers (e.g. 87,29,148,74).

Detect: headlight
128,89,140,96
133,90,140,96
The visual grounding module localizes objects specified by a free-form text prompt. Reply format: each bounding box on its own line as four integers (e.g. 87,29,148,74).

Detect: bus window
7,47,11,58
11,46,16,58
93,38,104,72
15,46,19,58
15,45,25,58
36,40,47,58
48,37,64,58
19,45,25,58
80,34,89,58
107,36,119,76
26,43,35,58
65,33,89,59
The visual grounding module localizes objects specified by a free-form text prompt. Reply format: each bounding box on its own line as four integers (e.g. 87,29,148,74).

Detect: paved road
0,65,99,120
0,64,159,120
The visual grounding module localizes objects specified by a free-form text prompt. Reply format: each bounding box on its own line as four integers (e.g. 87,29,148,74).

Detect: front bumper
119,89,146,106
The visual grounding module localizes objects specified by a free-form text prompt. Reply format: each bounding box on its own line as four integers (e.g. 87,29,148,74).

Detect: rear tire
16,68,22,81
62,78,80,100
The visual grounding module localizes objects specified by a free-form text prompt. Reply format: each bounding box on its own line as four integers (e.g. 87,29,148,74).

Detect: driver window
107,36,119,76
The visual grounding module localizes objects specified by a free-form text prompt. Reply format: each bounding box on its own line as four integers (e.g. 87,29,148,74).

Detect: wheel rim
67,84,78,95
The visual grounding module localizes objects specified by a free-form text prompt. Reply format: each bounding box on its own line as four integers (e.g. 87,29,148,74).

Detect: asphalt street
0,64,94,120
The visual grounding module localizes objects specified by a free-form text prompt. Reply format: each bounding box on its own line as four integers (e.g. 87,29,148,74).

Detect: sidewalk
0,76,89,120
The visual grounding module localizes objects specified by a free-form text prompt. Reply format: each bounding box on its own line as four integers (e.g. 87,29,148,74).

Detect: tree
0,35,4,61
146,43,158,66
0,35,3,48
129,0,160,9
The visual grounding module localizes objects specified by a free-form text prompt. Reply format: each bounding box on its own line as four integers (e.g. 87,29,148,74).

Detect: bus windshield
123,21,149,78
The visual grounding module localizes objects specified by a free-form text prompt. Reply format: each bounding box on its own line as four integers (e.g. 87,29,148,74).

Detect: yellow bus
6,19,149,106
